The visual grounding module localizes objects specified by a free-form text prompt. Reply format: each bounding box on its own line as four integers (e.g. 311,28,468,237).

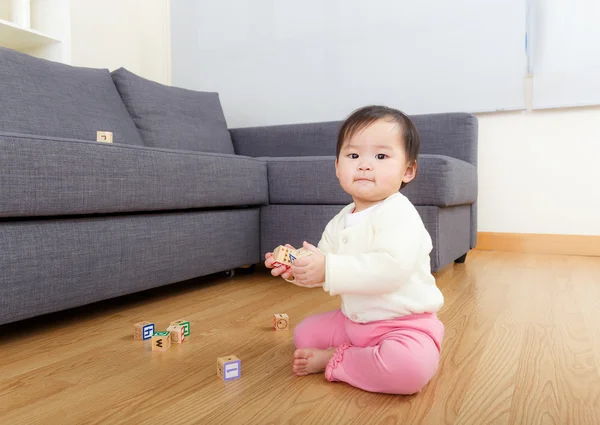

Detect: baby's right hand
264,244,296,280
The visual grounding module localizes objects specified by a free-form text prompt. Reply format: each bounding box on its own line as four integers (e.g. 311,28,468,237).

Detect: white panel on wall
171,0,526,127
530,0,600,109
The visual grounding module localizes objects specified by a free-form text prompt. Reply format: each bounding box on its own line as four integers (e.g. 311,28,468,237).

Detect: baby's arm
323,208,429,296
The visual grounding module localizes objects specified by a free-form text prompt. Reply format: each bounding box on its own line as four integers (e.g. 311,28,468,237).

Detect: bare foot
293,348,335,376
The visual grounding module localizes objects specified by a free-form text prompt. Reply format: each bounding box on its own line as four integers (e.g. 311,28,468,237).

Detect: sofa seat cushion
0,47,143,145
0,133,267,218
111,68,235,154
261,154,477,207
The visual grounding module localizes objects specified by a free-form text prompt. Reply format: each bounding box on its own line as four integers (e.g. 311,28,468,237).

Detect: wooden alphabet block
152,331,171,351
170,319,190,336
272,245,294,268
272,245,313,269
96,131,113,143
273,313,289,331
134,321,155,340
217,355,241,381
167,324,185,343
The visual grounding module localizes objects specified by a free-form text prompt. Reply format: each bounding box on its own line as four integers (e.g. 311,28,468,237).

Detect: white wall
171,0,527,126
69,0,170,85
64,2,599,237
28,0,72,64
529,0,600,109
477,107,600,236
70,0,141,73
0,1,10,21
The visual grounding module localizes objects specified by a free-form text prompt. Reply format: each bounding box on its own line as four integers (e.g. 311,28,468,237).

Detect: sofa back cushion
111,68,234,154
0,47,143,145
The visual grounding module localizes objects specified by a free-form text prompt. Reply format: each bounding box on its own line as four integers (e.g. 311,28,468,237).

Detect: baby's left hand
290,241,325,287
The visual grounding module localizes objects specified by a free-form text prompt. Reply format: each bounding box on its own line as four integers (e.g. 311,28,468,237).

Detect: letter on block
170,319,190,337
167,325,185,343
272,246,313,269
217,355,241,381
152,331,172,352
273,313,289,331
134,321,155,340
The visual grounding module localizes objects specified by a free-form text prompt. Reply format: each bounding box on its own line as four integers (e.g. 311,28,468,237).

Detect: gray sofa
0,47,477,326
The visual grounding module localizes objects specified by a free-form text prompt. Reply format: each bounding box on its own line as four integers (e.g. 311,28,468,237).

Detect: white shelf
0,17,61,51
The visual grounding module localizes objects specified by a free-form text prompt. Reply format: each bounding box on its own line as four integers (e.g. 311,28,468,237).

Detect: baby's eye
348,153,359,159
376,154,387,160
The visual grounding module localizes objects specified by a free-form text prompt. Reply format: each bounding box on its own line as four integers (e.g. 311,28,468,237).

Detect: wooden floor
2,251,600,425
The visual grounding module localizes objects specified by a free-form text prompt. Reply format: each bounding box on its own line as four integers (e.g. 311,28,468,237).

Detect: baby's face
335,118,416,212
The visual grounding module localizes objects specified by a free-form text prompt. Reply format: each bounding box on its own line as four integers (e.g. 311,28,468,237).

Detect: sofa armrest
229,121,342,158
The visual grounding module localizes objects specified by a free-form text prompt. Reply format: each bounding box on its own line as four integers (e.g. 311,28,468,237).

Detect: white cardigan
317,192,444,323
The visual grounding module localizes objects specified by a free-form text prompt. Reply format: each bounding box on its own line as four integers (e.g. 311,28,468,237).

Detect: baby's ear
403,160,418,183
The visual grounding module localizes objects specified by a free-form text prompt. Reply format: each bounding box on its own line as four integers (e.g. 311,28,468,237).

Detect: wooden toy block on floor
152,331,172,351
96,130,113,143
217,355,241,381
272,245,313,268
167,324,185,343
134,321,155,340
170,319,190,337
273,313,289,331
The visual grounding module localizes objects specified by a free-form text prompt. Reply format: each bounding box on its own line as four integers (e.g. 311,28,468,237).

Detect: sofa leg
222,269,236,278
236,264,256,275
454,253,468,264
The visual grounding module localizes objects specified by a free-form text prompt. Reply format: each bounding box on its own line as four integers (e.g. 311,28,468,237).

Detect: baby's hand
290,241,325,287
264,244,295,280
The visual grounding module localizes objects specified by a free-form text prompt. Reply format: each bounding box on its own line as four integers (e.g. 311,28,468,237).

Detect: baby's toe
295,349,314,359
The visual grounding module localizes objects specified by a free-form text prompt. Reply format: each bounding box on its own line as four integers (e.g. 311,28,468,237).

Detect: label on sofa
97,131,113,143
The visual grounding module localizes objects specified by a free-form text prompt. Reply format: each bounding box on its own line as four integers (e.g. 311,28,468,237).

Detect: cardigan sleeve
317,219,337,255
323,203,430,295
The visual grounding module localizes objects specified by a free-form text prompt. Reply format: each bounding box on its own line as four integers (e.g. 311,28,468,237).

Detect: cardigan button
342,237,348,244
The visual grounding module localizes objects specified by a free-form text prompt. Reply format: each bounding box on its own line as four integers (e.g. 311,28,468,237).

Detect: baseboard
475,232,600,257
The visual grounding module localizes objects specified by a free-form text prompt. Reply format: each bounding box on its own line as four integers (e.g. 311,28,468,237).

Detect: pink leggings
294,309,444,395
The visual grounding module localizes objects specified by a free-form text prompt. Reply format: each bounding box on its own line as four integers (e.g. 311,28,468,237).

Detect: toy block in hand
134,321,155,340
272,245,313,268
273,313,289,331
170,319,190,336
152,331,172,351
272,245,294,268
217,355,241,381
167,324,185,343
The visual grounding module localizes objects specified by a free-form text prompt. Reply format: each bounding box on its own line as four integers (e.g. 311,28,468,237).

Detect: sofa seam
0,132,266,164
